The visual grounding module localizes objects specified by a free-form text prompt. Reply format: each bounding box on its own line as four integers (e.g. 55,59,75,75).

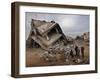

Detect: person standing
81,46,85,58
70,50,74,58
75,45,80,57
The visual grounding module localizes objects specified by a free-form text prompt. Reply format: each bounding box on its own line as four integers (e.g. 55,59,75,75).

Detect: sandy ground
26,40,89,67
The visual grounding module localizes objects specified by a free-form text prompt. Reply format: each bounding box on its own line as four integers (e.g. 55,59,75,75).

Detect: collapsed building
26,19,68,50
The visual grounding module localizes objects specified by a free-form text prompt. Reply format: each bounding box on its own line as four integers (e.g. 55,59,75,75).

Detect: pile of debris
39,44,85,64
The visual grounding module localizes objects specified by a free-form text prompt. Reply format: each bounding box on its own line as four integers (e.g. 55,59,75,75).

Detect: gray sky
25,12,89,40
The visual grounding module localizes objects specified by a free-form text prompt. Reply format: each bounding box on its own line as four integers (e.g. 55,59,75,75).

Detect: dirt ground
26,40,89,67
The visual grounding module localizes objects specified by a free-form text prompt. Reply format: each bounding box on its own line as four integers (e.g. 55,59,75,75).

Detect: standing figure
70,50,74,58
81,46,85,58
75,45,80,58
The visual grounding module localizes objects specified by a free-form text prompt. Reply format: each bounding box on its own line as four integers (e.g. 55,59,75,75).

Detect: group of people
70,45,85,59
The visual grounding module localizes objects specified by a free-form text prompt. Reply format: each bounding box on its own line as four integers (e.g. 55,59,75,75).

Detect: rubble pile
40,41,85,65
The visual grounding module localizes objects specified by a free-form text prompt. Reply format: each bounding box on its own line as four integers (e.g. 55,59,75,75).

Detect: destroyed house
26,19,67,50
